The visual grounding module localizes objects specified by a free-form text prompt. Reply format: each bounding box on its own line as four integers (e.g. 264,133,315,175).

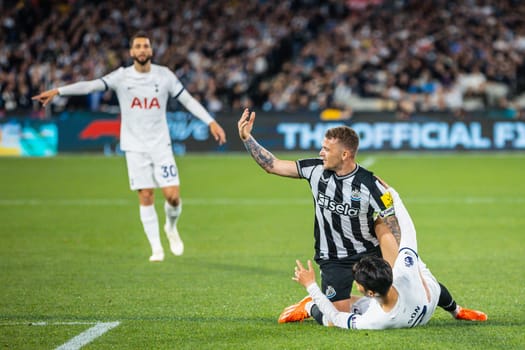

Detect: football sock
437,282,458,315
310,304,326,325
140,205,162,252
164,200,182,229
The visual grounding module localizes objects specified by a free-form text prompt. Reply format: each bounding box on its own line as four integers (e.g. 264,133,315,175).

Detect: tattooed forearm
384,215,401,244
243,136,276,171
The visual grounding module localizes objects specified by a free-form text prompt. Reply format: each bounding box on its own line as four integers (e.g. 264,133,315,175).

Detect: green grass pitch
0,152,524,349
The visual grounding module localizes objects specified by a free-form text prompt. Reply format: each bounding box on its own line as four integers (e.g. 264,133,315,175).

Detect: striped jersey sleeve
296,158,323,180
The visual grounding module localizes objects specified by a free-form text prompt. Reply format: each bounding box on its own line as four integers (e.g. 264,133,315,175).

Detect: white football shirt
345,251,440,329
101,64,183,152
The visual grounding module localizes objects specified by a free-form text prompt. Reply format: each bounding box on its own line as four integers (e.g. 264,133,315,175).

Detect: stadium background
1,2,524,349
1,0,525,155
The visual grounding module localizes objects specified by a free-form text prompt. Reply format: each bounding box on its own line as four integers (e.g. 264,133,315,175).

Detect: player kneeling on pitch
291,187,487,329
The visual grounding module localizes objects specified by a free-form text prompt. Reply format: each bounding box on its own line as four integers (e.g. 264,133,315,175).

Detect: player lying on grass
290,186,487,329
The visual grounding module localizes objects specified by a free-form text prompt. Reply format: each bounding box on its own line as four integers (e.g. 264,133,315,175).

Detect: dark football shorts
317,248,381,302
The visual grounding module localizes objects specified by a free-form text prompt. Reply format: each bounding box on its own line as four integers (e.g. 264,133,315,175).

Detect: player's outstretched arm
177,90,227,145
294,260,354,329
32,88,59,107
237,108,299,178
33,80,106,107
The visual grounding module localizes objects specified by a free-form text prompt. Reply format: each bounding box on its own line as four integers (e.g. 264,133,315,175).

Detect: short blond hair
325,126,359,155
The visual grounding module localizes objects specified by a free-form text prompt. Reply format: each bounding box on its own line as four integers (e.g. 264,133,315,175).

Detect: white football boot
164,223,184,256
149,248,165,262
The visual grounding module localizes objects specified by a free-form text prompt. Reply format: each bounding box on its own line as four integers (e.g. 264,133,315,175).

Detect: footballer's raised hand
32,89,59,107
238,108,256,141
292,259,316,288
209,121,227,145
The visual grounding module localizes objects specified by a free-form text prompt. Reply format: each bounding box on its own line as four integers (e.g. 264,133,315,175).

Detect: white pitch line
0,196,524,206
181,198,313,205
54,321,120,350
0,199,132,206
32,321,97,326
0,321,114,327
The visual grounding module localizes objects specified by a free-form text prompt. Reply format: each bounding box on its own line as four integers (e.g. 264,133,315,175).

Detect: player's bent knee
165,196,180,207
138,189,155,206
163,191,180,207
162,186,180,207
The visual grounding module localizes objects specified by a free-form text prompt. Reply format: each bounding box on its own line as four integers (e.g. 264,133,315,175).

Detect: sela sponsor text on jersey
317,192,360,217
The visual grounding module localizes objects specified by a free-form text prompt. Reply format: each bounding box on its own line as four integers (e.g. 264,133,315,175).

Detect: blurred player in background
237,108,486,323
292,186,486,330
33,32,226,262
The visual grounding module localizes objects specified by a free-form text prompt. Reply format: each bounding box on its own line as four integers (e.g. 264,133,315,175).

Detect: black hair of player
353,256,393,296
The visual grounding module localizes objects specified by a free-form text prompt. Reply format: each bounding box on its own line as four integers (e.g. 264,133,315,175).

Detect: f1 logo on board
80,120,120,139
78,112,209,141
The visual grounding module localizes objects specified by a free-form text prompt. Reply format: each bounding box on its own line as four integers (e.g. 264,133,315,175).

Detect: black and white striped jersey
296,158,394,261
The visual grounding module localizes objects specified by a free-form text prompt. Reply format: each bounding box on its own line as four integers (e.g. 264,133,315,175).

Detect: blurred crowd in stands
2,0,525,119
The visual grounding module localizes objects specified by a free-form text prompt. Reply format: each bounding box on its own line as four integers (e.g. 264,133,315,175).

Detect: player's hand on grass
293,259,316,288
238,108,255,141
32,89,59,107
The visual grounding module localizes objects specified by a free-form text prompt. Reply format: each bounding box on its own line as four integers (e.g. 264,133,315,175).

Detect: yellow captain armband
380,191,393,208
377,191,395,218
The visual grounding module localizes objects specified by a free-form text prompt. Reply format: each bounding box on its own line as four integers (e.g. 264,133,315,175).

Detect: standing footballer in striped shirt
237,108,486,323
33,32,226,262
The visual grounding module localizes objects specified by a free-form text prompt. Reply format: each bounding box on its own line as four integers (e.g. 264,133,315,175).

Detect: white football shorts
125,147,180,190
417,258,441,320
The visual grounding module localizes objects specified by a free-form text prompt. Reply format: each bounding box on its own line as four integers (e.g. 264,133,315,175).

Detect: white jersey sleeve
100,67,125,91
164,67,185,98
57,79,106,95
306,283,354,329
176,89,214,125
162,68,214,124
389,187,418,251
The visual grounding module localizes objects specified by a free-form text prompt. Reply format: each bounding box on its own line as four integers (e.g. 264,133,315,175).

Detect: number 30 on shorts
161,165,177,178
